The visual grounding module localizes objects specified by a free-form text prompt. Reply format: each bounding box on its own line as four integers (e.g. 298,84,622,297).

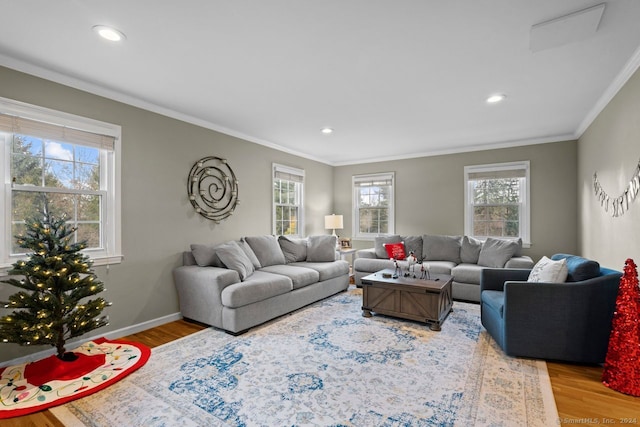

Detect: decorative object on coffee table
361,269,453,331
187,156,239,223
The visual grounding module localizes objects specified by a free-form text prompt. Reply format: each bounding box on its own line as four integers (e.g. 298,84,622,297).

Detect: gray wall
578,67,640,269
0,66,334,363
333,141,578,262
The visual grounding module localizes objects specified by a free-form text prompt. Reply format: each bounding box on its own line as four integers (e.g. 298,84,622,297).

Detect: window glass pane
11,223,27,254
44,159,73,188
11,191,43,224
76,163,100,191
46,192,75,220
44,140,73,161
75,145,99,165
78,194,100,221
11,154,43,186
77,223,100,248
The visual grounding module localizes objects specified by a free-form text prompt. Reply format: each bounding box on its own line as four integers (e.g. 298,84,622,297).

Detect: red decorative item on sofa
384,242,406,260
601,258,640,397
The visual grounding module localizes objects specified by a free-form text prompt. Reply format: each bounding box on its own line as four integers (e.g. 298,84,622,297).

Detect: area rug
51,288,558,426
0,338,150,419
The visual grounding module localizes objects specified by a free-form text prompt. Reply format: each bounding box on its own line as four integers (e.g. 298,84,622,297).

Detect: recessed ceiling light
93,25,126,42
321,127,334,135
486,94,507,104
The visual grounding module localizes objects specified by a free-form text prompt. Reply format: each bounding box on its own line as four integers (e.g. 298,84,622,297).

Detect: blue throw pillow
550,254,600,282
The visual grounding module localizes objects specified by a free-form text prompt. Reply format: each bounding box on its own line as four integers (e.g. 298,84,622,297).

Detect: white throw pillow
528,256,569,283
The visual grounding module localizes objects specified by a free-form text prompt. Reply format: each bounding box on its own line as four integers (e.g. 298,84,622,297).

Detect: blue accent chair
480,254,622,364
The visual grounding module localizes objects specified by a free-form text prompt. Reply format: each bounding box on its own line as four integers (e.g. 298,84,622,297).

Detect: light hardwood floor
5,320,638,427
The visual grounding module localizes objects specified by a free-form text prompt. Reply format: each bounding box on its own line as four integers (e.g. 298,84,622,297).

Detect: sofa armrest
505,256,534,269
356,248,378,259
173,266,240,326
480,268,531,292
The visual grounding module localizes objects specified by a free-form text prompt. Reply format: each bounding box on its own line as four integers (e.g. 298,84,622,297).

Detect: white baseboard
0,312,183,368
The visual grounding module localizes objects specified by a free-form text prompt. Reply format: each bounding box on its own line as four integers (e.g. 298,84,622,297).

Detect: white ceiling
1,1,640,166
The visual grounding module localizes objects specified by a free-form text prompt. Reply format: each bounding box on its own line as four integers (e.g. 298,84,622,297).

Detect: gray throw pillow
374,235,402,258
279,236,308,263
307,235,337,262
460,236,483,264
215,241,255,281
239,238,261,269
401,235,423,260
244,235,286,267
190,243,225,267
423,235,461,263
477,237,519,268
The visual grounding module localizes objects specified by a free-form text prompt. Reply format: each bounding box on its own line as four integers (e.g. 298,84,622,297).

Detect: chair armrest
356,248,377,259
480,268,531,292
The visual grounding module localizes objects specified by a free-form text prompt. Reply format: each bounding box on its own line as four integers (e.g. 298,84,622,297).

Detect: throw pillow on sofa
551,254,600,282
460,236,482,264
239,239,261,269
374,235,402,258
528,256,568,283
244,235,286,267
307,235,337,262
423,234,461,264
477,237,519,268
384,241,406,260
278,236,307,263
215,240,255,281
190,243,225,267
401,235,423,260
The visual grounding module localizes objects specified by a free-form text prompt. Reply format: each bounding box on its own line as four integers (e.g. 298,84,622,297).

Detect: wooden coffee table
360,268,453,331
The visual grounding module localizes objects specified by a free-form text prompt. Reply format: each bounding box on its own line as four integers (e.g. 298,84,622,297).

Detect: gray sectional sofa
354,234,534,302
173,235,349,334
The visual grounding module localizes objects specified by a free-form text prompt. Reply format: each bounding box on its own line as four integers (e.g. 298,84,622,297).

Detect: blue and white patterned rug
52,287,558,426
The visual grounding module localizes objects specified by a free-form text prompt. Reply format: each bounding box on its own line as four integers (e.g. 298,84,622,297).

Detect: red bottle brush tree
0,204,111,361
602,258,640,396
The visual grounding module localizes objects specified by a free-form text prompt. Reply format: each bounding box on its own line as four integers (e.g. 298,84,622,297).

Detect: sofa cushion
215,241,255,281
481,290,505,317
239,239,261,269
190,243,225,267
551,254,600,282
384,242,406,260
221,271,292,308
451,263,484,285
291,260,349,281
307,235,337,262
260,264,320,290
278,236,307,263
401,235,423,260
423,234,461,264
422,261,456,275
353,258,397,274
374,235,402,258
528,256,568,283
244,235,286,267
478,237,519,268
460,236,483,264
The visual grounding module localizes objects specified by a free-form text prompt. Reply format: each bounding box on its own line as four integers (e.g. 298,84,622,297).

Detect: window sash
1,97,122,270
464,161,530,245
352,172,395,239
272,163,304,236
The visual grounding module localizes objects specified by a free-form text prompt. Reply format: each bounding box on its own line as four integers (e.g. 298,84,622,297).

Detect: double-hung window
464,161,530,245
272,163,304,236
0,97,122,270
352,172,395,239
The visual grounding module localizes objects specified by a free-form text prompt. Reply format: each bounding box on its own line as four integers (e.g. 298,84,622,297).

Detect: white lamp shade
324,214,343,230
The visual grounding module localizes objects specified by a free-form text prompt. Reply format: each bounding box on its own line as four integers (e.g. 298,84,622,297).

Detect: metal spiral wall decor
593,158,640,217
187,156,239,223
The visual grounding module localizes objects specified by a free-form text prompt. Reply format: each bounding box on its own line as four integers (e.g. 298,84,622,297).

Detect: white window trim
352,172,395,240
272,163,305,237
0,97,122,272
464,161,530,247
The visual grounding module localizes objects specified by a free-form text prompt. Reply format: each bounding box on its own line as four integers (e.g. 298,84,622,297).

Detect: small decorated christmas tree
602,258,640,396
0,201,110,361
